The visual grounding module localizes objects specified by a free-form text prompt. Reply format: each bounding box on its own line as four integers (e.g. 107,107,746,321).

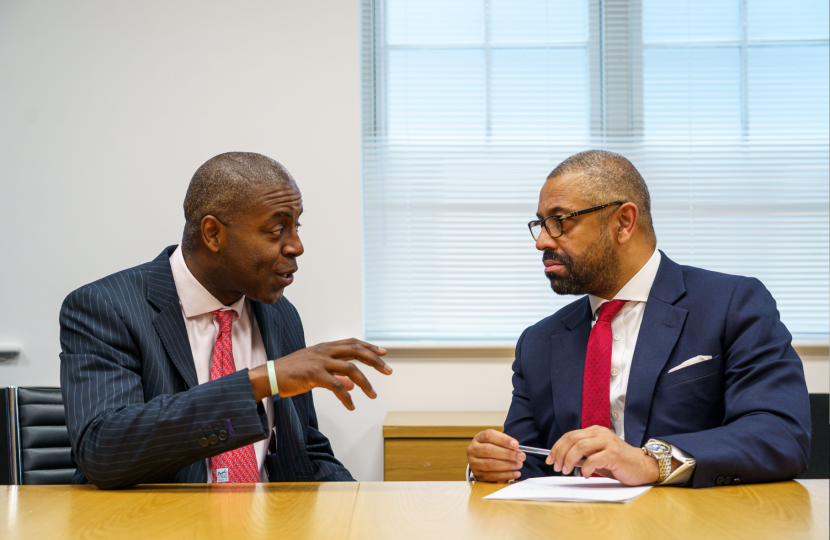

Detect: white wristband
266,360,279,396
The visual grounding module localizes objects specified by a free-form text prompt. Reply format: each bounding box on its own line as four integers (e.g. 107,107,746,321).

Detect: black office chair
798,393,829,480
4,387,76,485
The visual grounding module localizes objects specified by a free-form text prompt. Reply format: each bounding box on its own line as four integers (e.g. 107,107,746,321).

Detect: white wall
0,0,364,380
0,0,375,476
1,0,827,483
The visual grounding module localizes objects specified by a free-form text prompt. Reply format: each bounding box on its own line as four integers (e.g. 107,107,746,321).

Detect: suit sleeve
659,277,811,488
282,301,354,482
304,391,355,481
503,329,554,479
59,286,269,489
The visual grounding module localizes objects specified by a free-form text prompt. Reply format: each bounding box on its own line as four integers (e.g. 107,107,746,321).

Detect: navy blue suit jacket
505,251,811,488
59,246,353,489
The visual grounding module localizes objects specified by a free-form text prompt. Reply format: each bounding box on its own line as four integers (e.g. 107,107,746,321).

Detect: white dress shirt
588,249,695,485
169,246,274,483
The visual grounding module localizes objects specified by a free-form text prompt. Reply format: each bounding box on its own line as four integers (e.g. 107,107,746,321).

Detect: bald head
547,150,656,245
182,152,294,253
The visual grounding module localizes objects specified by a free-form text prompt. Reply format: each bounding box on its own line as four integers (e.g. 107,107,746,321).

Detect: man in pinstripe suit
59,152,391,488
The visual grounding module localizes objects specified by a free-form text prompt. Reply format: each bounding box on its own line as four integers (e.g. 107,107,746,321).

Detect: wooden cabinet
382,411,507,481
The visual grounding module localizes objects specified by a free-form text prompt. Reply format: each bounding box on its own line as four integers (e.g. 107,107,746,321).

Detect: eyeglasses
528,201,626,240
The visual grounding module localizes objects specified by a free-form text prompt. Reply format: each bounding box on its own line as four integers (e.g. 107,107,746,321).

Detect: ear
200,215,225,253
614,202,639,245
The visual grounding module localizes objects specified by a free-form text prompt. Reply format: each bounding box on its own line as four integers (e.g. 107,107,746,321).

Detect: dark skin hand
184,180,391,410
247,338,390,410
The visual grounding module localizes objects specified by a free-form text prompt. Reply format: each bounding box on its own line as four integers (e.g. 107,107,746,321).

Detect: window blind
361,0,829,343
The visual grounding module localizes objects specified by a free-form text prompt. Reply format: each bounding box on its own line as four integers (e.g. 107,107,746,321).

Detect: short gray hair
182,152,294,253
548,150,656,244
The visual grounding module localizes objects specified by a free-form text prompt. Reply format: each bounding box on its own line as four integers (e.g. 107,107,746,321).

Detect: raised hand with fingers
248,338,392,409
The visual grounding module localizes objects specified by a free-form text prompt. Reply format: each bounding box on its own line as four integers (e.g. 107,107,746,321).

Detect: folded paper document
483,476,652,504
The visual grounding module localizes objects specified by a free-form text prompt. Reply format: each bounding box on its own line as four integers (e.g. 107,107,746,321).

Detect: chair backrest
798,393,829,480
7,387,76,485
1,390,10,484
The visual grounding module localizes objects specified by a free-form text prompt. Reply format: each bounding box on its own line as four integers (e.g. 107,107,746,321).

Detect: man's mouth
543,259,566,273
275,269,297,284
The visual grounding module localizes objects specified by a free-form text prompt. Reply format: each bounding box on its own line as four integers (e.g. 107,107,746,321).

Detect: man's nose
535,228,559,252
284,230,304,257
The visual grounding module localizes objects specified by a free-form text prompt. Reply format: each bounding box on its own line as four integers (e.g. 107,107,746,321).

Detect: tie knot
212,310,234,333
595,300,628,324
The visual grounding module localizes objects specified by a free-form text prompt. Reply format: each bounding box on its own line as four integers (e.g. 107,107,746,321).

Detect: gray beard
546,231,620,296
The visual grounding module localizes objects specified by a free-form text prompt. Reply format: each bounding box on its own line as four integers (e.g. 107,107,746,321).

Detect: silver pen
518,444,551,457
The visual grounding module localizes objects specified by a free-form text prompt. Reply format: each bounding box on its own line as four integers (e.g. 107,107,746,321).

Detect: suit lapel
147,246,199,389
551,298,593,435
251,301,282,360
252,301,313,479
624,252,688,447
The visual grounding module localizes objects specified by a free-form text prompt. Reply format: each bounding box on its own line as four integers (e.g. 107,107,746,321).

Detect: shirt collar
169,245,246,319
589,249,661,316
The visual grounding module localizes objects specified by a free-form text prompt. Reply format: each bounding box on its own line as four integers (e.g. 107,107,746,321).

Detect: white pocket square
668,355,713,374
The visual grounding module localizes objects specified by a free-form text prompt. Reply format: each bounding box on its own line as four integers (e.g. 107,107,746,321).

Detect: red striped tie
581,300,628,430
209,310,260,484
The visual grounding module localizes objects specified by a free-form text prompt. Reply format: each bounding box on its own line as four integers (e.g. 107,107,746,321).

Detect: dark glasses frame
528,201,626,240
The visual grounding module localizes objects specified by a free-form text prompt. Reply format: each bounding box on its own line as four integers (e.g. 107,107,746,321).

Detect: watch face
647,443,670,453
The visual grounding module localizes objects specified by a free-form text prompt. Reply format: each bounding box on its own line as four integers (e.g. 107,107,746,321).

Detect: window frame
361,0,830,345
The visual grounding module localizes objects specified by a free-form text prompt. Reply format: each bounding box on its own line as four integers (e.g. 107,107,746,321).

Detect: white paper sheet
483,476,652,504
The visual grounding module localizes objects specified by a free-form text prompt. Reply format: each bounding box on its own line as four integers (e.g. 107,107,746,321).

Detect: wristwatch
642,440,672,483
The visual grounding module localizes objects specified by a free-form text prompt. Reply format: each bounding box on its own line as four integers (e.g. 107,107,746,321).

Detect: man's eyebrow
538,206,570,218
270,211,296,219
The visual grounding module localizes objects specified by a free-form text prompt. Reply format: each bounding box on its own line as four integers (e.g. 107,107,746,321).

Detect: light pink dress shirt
169,245,274,483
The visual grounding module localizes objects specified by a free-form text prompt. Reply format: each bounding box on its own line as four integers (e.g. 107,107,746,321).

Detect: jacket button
209,434,219,445
218,430,228,441
724,476,732,485
733,477,741,484
199,437,209,447
715,475,724,485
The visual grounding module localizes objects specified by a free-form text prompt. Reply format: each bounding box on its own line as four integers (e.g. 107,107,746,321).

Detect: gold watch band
643,441,673,483
655,453,672,482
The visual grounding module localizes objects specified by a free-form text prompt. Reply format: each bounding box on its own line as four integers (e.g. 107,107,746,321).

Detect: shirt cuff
653,439,696,486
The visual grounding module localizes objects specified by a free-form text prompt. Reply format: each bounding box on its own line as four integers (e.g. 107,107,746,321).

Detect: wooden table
2,480,827,540
383,411,507,481
0,482,358,540
350,480,829,540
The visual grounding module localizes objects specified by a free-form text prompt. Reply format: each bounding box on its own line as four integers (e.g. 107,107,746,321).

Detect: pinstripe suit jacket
59,245,353,489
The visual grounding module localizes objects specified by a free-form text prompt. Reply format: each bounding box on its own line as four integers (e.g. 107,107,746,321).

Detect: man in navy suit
466,150,811,488
60,152,392,488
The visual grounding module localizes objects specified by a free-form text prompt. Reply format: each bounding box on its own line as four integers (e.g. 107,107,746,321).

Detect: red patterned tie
581,300,628,430
209,310,260,484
